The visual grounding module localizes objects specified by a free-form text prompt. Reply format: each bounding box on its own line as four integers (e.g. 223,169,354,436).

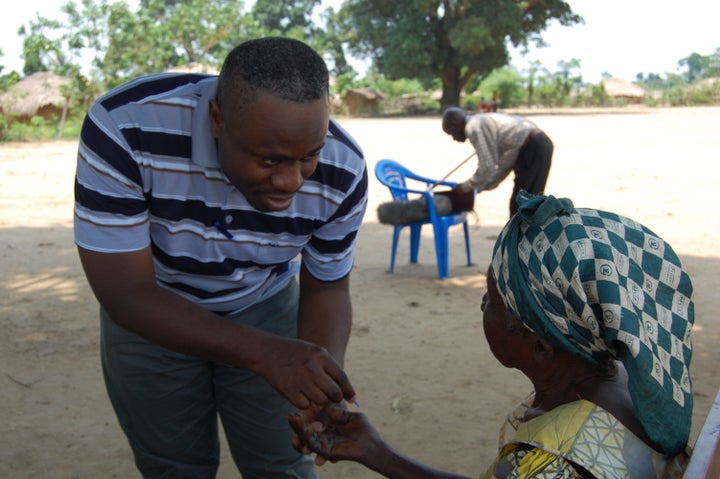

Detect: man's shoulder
96,73,217,112
326,118,363,160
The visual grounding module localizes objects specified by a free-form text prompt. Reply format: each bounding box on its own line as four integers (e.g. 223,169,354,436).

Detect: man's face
210,91,329,212
442,120,467,143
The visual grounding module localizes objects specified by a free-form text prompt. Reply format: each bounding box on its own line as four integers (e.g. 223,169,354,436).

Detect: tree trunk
57,96,70,140
440,69,463,111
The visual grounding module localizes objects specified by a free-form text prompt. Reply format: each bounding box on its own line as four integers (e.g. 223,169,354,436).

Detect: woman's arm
289,405,472,479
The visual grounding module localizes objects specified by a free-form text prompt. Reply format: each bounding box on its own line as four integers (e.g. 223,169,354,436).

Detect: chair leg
390,226,402,273
433,223,449,280
409,225,422,264
463,221,472,267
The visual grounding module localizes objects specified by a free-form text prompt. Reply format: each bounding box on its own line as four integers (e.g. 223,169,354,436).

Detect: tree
476,67,524,108
252,0,320,35
18,16,70,76
251,0,342,74
337,0,581,109
19,0,258,89
678,48,720,83
315,5,357,78
250,0,355,80
678,52,709,83
524,60,546,107
552,58,582,105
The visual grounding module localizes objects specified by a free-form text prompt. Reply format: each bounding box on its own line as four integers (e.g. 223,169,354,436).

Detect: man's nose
270,161,304,192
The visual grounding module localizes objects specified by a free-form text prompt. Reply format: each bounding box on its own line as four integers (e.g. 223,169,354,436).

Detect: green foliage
475,67,525,109
14,0,363,89
5,0,719,140
677,48,720,83
18,0,260,88
337,0,582,108
635,72,669,90
661,79,720,106
99,0,258,86
252,0,320,35
686,81,720,105
355,74,432,98
678,52,708,83
18,16,67,75
1,112,85,142
316,3,356,77
0,116,7,140
0,71,21,92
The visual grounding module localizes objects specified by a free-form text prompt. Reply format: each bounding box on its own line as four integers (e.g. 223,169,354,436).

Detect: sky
2,0,719,84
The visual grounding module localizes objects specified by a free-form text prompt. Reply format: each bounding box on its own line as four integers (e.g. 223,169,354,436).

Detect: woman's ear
532,337,556,363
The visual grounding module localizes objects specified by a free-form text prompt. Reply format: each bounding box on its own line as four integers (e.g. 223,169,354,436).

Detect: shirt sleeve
73,102,151,253
301,131,369,282
464,116,514,192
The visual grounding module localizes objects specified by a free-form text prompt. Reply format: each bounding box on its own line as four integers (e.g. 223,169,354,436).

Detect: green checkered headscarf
491,191,694,455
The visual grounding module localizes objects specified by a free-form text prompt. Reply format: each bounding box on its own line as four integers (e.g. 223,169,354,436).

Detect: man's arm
297,264,353,367
78,245,355,409
457,117,510,192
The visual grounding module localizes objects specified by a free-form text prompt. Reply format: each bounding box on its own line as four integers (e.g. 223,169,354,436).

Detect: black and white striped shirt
74,73,368,314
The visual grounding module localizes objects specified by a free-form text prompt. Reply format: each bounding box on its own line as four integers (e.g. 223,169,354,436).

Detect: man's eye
301,153,320,163
262,157,282,166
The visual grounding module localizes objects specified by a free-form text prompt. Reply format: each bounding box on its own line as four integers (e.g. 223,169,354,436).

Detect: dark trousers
100,279,316,479
511,131,553,217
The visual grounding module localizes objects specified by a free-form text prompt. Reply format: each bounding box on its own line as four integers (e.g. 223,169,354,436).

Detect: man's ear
209,99,222,138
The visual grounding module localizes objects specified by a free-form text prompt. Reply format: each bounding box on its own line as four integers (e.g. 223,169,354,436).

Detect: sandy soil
1,107,718,478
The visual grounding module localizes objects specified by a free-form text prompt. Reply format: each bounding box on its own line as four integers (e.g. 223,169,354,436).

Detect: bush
686,82,720,105
0,114,84,142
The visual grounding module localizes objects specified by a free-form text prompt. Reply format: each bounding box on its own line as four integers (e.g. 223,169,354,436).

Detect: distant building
0,71,72,121
601,77,647,104
343,88,385,115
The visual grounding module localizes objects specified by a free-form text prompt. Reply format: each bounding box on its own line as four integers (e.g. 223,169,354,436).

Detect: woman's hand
288,404,378,466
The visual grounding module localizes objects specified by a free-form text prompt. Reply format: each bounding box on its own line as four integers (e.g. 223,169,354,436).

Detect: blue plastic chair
374,159,472,279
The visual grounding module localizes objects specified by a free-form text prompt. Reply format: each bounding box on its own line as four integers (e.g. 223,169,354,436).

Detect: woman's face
482,266,529,368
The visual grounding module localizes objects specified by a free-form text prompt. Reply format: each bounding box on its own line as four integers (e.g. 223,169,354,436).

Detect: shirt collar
191,78,220,168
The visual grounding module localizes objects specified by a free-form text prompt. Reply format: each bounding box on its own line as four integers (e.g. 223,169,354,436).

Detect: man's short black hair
217,37,329,117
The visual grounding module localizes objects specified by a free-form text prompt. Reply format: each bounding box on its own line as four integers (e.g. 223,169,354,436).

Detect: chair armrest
429,180,458,189
683,387,720,478
401,171,453,188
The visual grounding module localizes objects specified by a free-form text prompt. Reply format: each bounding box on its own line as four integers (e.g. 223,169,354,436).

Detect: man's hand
451,181,473,194
255,336,356,410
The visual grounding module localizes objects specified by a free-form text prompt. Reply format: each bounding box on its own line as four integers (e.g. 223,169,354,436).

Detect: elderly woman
289,191,694,479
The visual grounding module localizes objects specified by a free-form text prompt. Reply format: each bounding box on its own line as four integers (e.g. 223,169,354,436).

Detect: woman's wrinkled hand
288,404,377,466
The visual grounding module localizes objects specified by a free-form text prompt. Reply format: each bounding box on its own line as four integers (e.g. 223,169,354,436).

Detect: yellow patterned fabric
480,397,687,479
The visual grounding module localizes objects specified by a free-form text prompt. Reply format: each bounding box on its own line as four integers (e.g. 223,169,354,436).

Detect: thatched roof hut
166,62,219,75
0,71,72,121
689,77,720,90
343,88,385,115
601,77,647,104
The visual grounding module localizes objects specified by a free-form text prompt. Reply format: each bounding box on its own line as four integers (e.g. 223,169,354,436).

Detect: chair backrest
374,159,414,201
683,388,720,478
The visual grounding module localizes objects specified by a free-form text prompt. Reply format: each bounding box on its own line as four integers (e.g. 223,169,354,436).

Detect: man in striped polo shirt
74,37,368,478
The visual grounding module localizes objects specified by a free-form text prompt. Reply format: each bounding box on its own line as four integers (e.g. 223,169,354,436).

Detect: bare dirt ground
1,107,718,478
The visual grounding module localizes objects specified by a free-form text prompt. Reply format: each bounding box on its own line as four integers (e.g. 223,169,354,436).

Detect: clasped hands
288,403,377,466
